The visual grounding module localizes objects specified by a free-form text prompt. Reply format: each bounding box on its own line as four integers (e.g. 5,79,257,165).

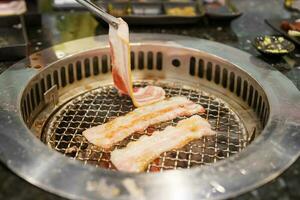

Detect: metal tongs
75,0,119,29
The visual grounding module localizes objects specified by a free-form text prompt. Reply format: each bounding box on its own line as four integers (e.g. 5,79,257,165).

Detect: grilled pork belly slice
83,96,205,149
111,115,215,172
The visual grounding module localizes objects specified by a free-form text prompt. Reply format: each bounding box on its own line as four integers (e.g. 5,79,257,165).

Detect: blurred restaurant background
0,0,299,200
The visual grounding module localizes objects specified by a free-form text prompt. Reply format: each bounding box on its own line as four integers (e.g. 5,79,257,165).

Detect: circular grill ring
0,34,299,200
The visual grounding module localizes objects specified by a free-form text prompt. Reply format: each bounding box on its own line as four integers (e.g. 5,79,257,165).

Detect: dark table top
0,0,299,199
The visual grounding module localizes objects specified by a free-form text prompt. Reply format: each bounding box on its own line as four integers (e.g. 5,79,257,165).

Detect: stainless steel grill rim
0,34,299,200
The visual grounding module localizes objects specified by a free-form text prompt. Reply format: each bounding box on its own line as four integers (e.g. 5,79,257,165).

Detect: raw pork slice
109,18,165,107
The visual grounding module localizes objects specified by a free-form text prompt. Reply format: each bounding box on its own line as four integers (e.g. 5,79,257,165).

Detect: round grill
1,34,299,200
44,81,248,172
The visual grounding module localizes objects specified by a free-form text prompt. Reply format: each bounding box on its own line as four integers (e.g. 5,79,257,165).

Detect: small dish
266,19,300,46
204,0,242,20
0,15,28,61
108,2,132,17
164,2,198,17
132,3,163,15
253,35,295,56
284,0,300,12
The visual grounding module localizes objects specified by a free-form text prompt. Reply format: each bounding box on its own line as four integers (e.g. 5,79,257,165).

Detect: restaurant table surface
0,0,300,199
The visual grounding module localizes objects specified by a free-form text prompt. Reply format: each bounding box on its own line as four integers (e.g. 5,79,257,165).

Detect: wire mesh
45,82,248,172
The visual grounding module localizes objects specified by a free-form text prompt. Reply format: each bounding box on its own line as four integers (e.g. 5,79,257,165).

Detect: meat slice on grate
109,18,165,107
111,115,215,172
83,96,205,149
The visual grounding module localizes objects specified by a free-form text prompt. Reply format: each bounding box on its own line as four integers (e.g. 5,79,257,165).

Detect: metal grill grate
45,82,248,172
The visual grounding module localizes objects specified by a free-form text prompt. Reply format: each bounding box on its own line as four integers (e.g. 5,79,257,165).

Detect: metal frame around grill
0,34,299,200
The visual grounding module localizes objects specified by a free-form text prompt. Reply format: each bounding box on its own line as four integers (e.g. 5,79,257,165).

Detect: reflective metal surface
0,34,299,200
